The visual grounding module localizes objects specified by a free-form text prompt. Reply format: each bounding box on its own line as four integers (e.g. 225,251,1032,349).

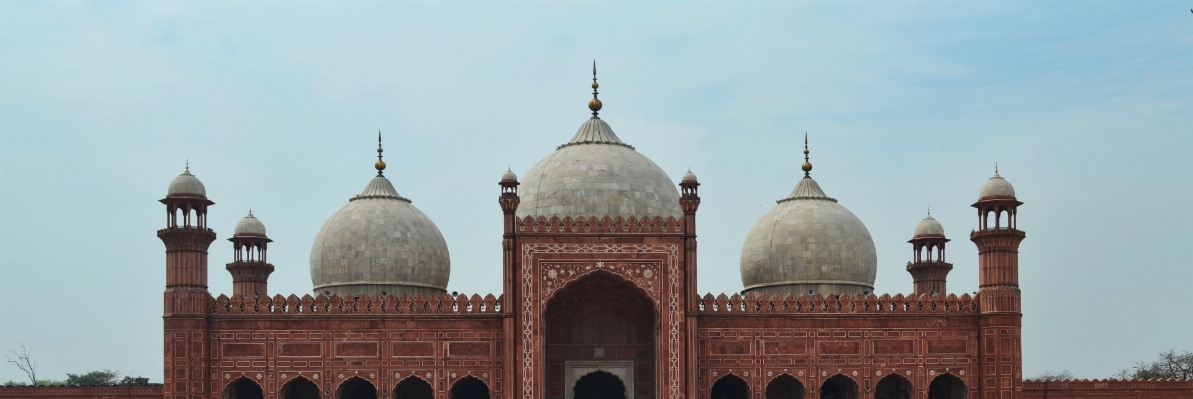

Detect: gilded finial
185,159,189,172
375,130,386,176
589,60,602,117
927,207,931,217
801,133,813,177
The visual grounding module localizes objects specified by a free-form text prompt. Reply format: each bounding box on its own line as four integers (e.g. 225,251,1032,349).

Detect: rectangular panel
221,343,264,358
819,341,861,355
928,340,968,354
279,342,322,357
707,340,752,355
763,340,807,355
391,341,436,357
335,342,379,357
448,342,492,357
874,340,914,355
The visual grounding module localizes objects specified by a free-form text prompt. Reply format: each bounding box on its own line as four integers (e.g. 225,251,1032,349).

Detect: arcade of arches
545,272,655,399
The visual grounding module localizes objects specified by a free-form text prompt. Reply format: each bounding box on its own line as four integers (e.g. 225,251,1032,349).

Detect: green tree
65,370,120,386
1031,370,1074,380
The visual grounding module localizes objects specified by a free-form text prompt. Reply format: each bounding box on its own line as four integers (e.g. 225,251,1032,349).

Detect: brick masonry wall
0,386,163,399
1022,379,1193,399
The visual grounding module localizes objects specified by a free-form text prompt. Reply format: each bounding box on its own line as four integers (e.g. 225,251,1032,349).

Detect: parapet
208,293,502,315
516,215,684,236
696,292,981,315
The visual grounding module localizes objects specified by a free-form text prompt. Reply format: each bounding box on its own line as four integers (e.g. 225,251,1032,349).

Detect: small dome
681,170,698,184
740,176,877,296
501,169,518,182
310,175,450,297
979,170,1016,199
517,117,682,219
912,213,944,237
234,211,267,236
167,167,206,196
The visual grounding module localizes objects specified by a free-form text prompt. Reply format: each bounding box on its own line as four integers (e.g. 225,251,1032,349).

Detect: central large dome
517,116,682,219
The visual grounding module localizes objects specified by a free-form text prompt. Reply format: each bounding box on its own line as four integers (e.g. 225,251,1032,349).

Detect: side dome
913,213,944,237
979,169,1016,199
310,173,450,297
740,173,877,296
517,116,682,219
234,211,267,236
167,166,206,196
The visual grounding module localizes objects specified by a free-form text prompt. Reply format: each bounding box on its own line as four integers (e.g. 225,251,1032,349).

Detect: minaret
906,210,953,295
158,164,217,314
679,168,701,399
226,211,274,298
971,166,1024,313
970,166,1025,399
157,164,216,399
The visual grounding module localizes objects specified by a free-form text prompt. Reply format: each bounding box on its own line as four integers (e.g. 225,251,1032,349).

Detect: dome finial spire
801,133,813,177
375,130,386,176
589,60,602,117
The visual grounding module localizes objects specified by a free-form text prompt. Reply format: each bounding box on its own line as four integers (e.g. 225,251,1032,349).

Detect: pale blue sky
2,1,1190,383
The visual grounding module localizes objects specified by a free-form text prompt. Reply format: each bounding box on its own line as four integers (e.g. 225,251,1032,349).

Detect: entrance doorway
545,272,655,399
818,375,858,399
573,371,627,399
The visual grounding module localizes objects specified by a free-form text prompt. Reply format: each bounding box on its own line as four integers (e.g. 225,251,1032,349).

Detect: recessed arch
337,376,377,399
395,375,433,399
928,373,967,399
818,374,858,399
874,373,912,399
545,271,655,399
573,370,626,399
764,374,805,399
710,374,749,399
222,376,264,399
450,375,490,399
280,376,320,399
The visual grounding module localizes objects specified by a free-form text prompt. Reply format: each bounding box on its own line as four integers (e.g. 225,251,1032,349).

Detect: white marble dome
979,170,1016,198
913,213,944,237
234,211,267,236
517,117,682,219
740,176,877,296
167,167,206,196
309,174,450,297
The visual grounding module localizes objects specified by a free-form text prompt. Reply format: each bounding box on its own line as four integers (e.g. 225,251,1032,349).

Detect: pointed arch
711,373,750,399
395,375,433,399
874,373,912,399
450,375,490,399
929,373,967,399
765,373,805,399
337,376,377,399
819,374,858,399
280,376,320,399
573,371,626,399
222,376,264,399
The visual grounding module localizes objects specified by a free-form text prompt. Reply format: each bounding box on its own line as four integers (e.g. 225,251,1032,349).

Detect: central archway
874,374,911,399
545,272,655,399
281,377,320,399
337,377,377,399
574,371,627,399
222,377,264,399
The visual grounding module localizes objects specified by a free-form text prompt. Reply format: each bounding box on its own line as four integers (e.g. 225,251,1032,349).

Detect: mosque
154,72,1048,399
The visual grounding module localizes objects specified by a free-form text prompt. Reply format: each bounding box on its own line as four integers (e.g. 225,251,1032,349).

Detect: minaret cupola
226,211,275,298
906,210,953,295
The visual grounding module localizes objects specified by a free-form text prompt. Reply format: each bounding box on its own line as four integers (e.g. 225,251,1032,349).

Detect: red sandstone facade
137,165,1191,399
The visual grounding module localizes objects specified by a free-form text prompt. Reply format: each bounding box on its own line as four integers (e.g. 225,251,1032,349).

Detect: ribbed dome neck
778,176,837,203
558,117,634,150
351,176,411,203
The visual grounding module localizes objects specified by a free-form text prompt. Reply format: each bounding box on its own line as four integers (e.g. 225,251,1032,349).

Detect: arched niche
710,374,749,399
874,374,912,399
281,377,320,399
222,377,264,399
928,374,967,399
545,271,655,399
338,376,377,399
451,376,490,399
395,376,433,399
818,374,858,399
765,374,805,399
574,370,627,399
